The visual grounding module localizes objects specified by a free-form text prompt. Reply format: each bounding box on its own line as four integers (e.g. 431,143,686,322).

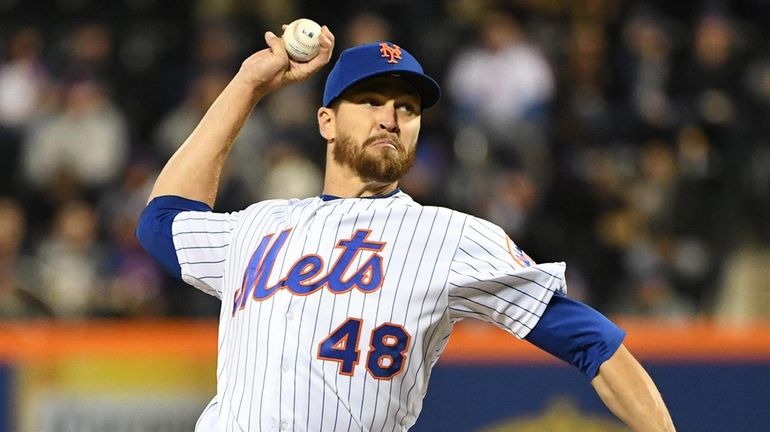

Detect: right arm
147,26,335,206
136,26,335,290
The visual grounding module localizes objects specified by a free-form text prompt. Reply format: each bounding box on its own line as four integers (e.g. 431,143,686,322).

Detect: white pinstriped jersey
172,191,566,432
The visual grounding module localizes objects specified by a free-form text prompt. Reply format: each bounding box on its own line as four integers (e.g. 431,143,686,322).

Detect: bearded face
332,132,417,183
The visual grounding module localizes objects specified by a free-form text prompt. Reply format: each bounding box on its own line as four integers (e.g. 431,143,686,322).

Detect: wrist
227,75,270,106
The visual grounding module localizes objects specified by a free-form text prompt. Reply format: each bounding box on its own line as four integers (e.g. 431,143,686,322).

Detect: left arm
525,295,675,431
592,344,676,432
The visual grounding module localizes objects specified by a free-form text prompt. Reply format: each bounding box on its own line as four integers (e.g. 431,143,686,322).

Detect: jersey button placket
280,420,289,430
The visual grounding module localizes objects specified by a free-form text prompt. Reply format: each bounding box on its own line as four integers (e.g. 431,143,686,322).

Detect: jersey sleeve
172,209,241,299
447,216,566,338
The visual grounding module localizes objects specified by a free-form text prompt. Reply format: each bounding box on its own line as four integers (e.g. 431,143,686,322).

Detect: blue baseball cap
323,42,441,109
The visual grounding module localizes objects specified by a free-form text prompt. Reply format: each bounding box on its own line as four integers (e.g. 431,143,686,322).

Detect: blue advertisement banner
415,362,770,431
0,365,11,432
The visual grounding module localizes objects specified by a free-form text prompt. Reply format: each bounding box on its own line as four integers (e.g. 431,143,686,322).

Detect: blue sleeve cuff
524,293,626,379
135,195,212,279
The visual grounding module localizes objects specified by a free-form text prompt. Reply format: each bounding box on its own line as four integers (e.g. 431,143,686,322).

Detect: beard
332,133,416,183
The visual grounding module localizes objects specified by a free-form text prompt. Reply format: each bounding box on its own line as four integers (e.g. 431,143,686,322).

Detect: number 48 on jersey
317,318,411,380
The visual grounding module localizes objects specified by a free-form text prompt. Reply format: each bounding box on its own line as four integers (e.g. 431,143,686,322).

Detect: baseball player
136,24,675,431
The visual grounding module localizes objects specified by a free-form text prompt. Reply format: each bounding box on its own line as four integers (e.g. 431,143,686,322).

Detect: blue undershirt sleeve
524,293,626,379
135,195,212,279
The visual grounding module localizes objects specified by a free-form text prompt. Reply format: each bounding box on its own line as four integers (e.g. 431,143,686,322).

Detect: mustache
363,134,402,150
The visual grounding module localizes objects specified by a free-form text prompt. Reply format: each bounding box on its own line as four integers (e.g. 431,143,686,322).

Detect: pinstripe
176,243,229,251
277,201,317,427
387,207,439,432
394,210,460,429
351,206,393,432
449,273,553,305
179,259,227,265
333,200,377,431
307,208,349,432
239,216,283,430
449,282,547,313
228,203,285,429
371,206,422,432
466,220,513,258
173,230,232,236
447,294,535,330
256,202,309,429
293,202,335,431
219,203,277,379
465,235,509,271
323,200,365,430
217,203,282,357
253,203,302,430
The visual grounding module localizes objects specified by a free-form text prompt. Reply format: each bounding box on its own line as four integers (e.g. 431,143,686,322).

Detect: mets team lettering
233,228,385,315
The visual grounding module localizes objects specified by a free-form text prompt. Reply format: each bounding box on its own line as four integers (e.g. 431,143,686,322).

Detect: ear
317,107,335,141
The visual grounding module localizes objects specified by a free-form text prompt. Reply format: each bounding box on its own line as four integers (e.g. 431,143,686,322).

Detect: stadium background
1,0,769,430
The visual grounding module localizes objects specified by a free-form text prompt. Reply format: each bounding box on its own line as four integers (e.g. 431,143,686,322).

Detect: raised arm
148,25,335,206
592,344,676,431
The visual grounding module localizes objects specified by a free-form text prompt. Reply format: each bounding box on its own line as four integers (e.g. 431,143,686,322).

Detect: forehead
340,76,421,103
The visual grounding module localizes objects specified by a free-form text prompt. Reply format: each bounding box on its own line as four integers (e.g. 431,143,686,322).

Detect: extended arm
147,26,335,206
592,345,675,431
525,294,675,431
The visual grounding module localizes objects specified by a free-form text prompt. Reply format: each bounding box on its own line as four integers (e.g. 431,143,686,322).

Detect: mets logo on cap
379,43,402,64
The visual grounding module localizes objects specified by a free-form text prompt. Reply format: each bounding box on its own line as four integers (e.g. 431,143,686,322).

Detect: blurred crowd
1,0,769,322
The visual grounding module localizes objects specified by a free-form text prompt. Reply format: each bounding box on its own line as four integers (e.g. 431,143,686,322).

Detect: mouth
366,137,399,150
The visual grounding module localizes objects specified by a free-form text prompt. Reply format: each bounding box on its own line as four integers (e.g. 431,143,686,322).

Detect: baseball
282,18,322,62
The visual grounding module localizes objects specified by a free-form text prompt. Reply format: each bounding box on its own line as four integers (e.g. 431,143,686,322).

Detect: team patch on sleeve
506,236,535,268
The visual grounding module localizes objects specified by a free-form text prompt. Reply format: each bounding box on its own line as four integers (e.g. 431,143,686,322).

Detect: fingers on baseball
264,31,289,60
317,26,335,60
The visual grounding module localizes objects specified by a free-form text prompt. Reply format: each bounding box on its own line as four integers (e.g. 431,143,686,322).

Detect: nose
377,102,400,134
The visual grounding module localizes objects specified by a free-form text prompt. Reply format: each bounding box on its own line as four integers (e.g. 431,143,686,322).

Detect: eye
397,103,419,116
361,97,381,107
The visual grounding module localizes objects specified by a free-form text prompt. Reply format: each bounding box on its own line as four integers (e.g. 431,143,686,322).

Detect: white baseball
282,18,322,62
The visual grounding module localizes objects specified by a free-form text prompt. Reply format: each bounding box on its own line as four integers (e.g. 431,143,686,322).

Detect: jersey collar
319,188,402,202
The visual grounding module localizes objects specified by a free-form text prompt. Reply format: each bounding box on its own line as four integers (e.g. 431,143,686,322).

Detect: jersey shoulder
239,197,312,215
231,197,314,229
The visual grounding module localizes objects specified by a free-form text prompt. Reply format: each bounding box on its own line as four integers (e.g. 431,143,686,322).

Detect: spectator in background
21,76,129,193
0,198,51,318
558,19,613,144
342,12,392,48
0,27,51,192
258,141,323,200
59,23,118,86
617,10,675,135
0,27,49,131
34,200,105,318
446,8,554,180
163,20,243,106
669,12,744,125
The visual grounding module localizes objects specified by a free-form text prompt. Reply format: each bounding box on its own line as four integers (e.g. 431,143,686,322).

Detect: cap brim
327,69,441,110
